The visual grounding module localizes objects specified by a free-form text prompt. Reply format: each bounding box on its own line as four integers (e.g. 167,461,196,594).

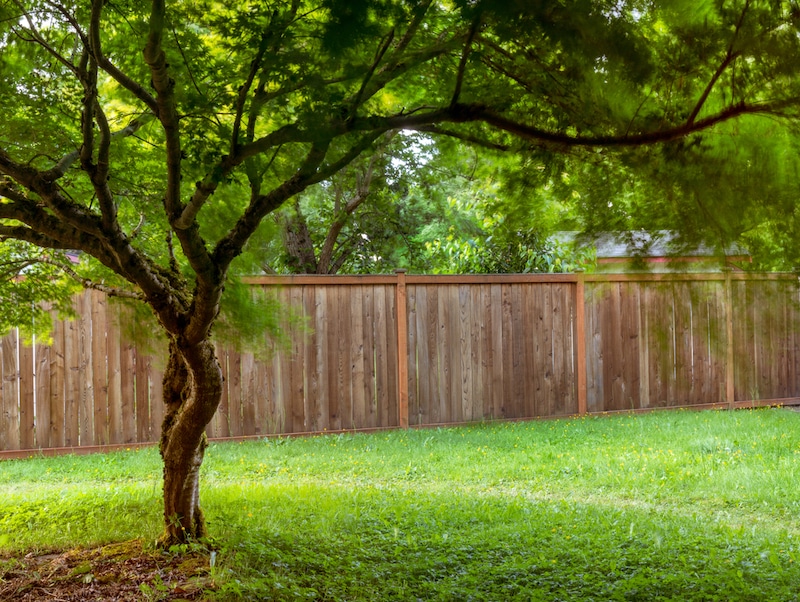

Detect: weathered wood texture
406,282,578,424
1,273,799,454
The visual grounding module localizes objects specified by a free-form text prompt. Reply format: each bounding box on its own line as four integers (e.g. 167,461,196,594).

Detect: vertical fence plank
64,317,80,446
405,284,418,426
312,285,327,431
435,286,451,423
552,284,569,415
338,285,353,429
49,319,65,448
446,285,462,423
510,284,525,418
135,350,150,443
469,285,484,421
150,365,164,440
1,331,19,451
574,277,587,415
119,335,137,444
500,284,514,418
396,271,409,428
489,284,503,419
35,342,51,449
414,285,429,424
19,341,34,449
374,285,390,426
106,303,123,444
290,286,309,434
528,283,542,417
458,284,472,423
227,349,243,437
385,284,399,428
351,284,367,429
241,351,255,436
91,291,109,445
77,292,94,446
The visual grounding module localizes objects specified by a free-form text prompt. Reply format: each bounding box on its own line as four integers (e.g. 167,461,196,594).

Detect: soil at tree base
0,539,213,601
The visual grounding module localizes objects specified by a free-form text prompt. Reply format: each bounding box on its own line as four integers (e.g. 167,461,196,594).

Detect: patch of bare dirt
0,539,215,601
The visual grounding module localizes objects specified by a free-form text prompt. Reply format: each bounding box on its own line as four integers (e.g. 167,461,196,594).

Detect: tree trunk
157,337,223,546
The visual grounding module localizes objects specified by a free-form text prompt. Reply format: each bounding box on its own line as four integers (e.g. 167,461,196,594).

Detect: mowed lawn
3,408,800,600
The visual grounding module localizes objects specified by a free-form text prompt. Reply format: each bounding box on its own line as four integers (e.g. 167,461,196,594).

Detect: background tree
267,133,593,275
1,0,799,545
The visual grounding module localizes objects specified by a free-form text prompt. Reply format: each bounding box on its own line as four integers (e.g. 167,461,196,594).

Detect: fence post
395,269,409,428
724,268,735,410
574,271,588,416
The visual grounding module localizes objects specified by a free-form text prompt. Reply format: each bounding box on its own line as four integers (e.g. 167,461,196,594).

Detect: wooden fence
1,272,799,456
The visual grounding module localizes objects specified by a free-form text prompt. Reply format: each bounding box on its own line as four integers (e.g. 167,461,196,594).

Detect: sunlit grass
3,408,800,600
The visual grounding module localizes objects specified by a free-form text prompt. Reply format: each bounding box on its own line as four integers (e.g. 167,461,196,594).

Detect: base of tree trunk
157,507,209,548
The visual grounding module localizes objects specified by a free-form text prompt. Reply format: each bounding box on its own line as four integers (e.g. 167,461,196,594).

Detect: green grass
4,408,800,600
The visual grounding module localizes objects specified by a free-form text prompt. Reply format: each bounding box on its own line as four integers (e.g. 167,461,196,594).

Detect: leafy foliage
0,241,78,342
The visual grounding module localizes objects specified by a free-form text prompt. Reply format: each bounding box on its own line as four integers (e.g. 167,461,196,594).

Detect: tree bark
157,337,222,546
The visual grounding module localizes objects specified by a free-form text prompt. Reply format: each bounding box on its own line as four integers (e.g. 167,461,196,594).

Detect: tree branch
354,100,793,149
143,0,182,222
349,29,395,117
174,124,305,230
414,125,510,151
12,0,81,75
44,113,155,181
87,0,158,113
20,255,143,300
230,2,301,154
687,1,750,126
450,15,481,108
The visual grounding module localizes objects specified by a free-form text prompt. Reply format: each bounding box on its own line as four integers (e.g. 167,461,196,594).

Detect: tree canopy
2,0,800,544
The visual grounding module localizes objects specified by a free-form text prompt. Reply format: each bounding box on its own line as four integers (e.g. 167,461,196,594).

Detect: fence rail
1,272,799,456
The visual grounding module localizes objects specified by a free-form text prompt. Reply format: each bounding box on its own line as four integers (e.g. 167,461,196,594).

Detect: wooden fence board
135,346,150,443
412,285,428,424
35,343,51,449
119,336,136,444
459,285,473,422
471,285,486,420
376,285,392,427
90,291,108,445
106,304,122,444
338,284,352,429
446,285,461,423
228,349,243,437
64,318,79,446
1,331,19,451
406,285,419,425
19,341,34,449
488,284,503,419
384,285,399,428
49,319,65,448
74,293,92,446
424,284,440,423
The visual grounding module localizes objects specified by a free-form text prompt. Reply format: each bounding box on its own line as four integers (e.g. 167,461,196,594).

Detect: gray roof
553,231,748,259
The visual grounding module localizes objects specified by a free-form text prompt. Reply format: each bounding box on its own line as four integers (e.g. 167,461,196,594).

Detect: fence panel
2,273,800,455
585,278,731,411
405,281,578,425
731,278,800,402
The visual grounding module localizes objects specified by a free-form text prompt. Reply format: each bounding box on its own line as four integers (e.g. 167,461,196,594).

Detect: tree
268,130,411,274
1,0,799,545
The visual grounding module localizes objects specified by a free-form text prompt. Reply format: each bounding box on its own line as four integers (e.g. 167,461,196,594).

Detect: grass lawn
3,408,800,600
